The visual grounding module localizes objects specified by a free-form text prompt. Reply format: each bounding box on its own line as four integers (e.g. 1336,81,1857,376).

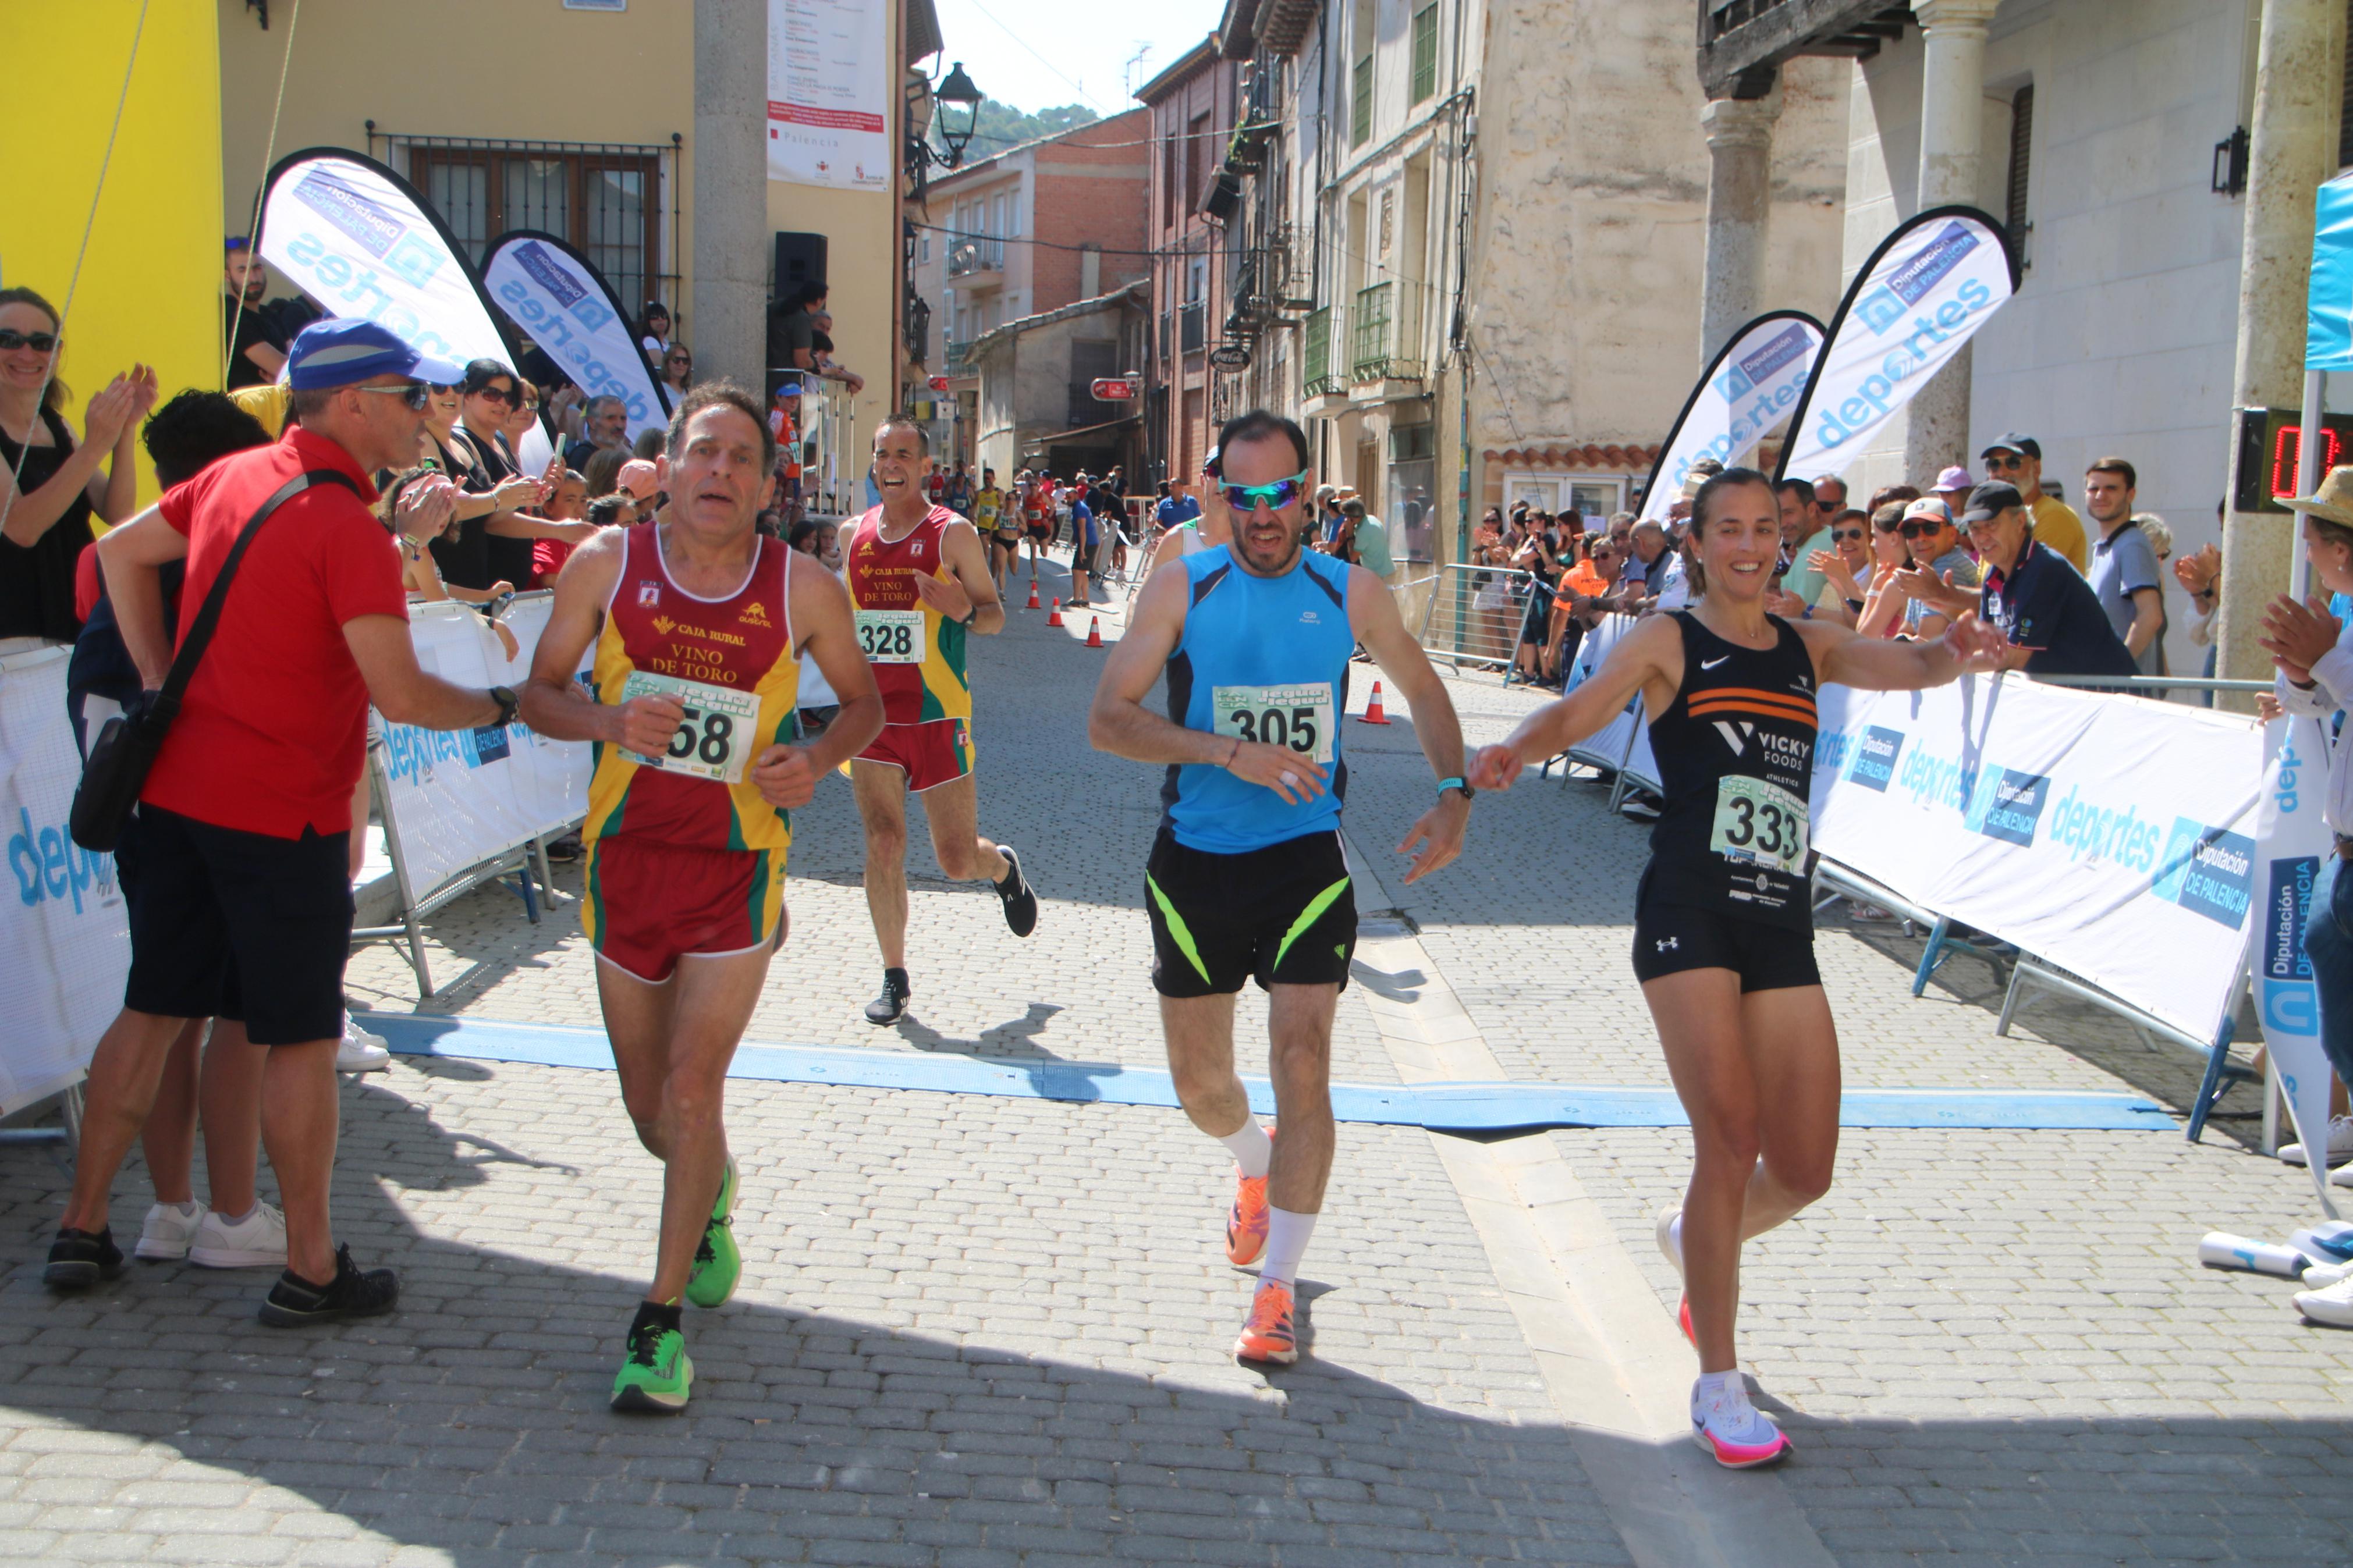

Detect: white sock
160,1200,200,1219
219,1203,259,1227
1218,1121,1272,1179
1668,1213,1683,1261
1691,1372,1777,1442
1261,1207,1316,1285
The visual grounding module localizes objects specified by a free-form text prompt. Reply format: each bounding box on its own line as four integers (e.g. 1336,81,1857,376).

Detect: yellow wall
0,0,225,509
217,0,900,440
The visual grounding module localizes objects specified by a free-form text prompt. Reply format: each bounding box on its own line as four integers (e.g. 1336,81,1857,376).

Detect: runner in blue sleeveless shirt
1091,411,1474,1367
1468,468,2007,1468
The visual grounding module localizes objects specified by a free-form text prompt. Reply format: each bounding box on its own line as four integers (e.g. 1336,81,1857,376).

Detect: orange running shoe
1224,1123,1276,1266
1234,1277,1298,1364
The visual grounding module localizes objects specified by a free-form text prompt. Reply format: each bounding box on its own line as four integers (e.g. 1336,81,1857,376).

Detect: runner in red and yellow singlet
844,417,1039,1026
522,383,882,1415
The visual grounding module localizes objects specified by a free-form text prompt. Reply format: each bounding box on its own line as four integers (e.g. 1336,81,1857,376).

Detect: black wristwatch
489,685,520,727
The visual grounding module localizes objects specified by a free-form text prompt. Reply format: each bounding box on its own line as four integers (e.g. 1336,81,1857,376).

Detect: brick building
1137,39,1240,487
911,109,1152,469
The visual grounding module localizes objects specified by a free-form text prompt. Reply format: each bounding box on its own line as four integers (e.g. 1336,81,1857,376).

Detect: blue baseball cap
285,318,466,392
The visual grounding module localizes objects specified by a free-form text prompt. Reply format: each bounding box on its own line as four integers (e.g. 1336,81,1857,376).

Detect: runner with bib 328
1467,467,2007,1469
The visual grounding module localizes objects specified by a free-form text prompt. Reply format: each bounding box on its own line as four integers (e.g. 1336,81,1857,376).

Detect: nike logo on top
1701,656,1730,670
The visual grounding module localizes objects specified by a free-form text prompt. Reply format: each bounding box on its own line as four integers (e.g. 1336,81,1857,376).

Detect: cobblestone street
6,561,2351,1566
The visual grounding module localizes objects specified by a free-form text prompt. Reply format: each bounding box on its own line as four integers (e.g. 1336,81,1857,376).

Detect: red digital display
2272,423,2346,504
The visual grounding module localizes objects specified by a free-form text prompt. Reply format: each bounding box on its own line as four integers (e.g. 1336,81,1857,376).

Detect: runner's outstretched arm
1469,614,1683,792
1346,566,1470,882
514,527,685,753
1794,608,2010,690
1088,564,1329,806
910,518,1004,634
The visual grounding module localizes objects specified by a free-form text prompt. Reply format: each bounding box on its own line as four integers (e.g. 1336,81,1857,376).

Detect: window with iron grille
2004,84,2033,269
375,133,679,322
1410,0,1439,105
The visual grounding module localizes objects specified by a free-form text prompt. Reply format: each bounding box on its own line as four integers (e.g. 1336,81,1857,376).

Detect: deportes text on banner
1810,676,2259,1044
375,599,589,901
1777,207,2020,480
768,0,890,191
257,149,512,372
484,233,671,443
0,648,129,1115
1639,311,1826,522
2254,714,2341,1214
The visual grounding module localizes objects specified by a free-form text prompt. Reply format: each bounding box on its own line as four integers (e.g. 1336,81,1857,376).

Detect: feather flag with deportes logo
1775,207,2020,482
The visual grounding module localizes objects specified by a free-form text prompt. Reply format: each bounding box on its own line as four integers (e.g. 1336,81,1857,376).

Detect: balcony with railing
942,340,976,379
1350,282,1425,389
1303,305,1347,408
947,234,1006,287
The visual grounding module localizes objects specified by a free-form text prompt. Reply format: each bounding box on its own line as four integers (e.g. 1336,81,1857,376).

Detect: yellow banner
0,1,225,511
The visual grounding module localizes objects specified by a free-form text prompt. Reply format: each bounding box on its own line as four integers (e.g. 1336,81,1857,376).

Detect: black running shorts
1630,887,1820,994
1144,827,1356,998
120,803,355,1045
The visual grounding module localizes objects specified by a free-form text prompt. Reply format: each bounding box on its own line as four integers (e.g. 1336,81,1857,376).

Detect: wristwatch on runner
489,685,520,727
1436,775,1475,803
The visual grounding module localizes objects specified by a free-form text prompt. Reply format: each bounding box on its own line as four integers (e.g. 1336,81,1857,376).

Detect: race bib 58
620,670,761,784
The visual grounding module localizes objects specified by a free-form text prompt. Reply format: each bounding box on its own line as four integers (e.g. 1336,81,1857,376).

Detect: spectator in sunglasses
1854,503,1919,639
1886,496,1981,639
1779,507,1873,628
1979,432,2088,573
2,286,159,641
661,344,693,397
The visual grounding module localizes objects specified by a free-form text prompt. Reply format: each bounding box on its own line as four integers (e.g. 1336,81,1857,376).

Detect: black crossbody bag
70,470,359,852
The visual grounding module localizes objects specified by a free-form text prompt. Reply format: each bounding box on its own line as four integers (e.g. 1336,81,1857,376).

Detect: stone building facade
969,282,1152,485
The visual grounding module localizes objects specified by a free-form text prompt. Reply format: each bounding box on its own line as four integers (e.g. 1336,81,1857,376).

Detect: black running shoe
257,1244,399,1327
864,968,912,1026
44,1226,123,1292
993,846,1039,937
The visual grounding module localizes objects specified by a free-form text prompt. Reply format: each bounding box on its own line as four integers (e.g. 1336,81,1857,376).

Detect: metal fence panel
1418,563,1534,673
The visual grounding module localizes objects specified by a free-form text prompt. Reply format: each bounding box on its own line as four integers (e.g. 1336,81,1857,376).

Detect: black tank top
1641,611,1819,929
0,407,94,641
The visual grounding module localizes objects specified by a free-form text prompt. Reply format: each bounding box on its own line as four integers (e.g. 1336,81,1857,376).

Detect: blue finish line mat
356,1014,2180,1133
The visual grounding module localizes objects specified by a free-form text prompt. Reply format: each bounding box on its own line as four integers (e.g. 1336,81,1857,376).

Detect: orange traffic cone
1085,616,1104,648
1046,597,1064,627
1360,681,1392,724
1025,578,1041,610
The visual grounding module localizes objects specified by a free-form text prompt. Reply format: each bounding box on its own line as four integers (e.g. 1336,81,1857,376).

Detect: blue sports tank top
1160,545,1357,853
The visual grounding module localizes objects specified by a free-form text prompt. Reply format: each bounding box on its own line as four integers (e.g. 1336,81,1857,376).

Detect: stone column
1901,0,2002,481
693,0,771,393
2216,0,2348,699
1699,83,1784,369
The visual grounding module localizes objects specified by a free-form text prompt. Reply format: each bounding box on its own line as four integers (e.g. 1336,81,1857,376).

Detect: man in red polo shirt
48,320,523,1327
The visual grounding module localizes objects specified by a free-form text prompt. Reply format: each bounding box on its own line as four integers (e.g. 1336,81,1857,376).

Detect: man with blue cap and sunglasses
1088,409,1474,1367
51,319,528,1328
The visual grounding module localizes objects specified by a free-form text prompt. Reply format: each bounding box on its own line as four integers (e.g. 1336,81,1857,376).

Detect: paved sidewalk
4,558,2351,1565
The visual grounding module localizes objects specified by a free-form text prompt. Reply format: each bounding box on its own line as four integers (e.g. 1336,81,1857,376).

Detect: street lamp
932,62,985,169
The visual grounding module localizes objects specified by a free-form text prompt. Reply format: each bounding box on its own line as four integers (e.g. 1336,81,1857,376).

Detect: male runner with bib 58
521,383,884,1413
846,418,1038,1026
1091,410,1473,1366
1468,468,2006,1467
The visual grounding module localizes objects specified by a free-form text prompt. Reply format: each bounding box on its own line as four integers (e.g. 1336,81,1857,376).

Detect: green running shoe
611,1315,693,1414
684,1155,741,1309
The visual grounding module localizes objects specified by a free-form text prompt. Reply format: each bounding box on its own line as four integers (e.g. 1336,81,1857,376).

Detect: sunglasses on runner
0,329,59,353
1216,470,1310,513
356,383,435,410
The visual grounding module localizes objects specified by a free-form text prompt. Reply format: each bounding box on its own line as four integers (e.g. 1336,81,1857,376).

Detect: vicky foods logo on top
1780,208,2015,479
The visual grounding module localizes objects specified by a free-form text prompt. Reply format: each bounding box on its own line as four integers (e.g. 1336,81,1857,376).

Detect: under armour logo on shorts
1655,937,1678,952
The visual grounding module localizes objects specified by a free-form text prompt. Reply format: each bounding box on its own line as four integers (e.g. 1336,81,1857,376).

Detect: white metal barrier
1418,563,1536,674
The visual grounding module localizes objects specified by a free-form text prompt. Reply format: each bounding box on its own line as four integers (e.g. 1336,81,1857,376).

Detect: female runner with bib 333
1468,468,2006,1469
